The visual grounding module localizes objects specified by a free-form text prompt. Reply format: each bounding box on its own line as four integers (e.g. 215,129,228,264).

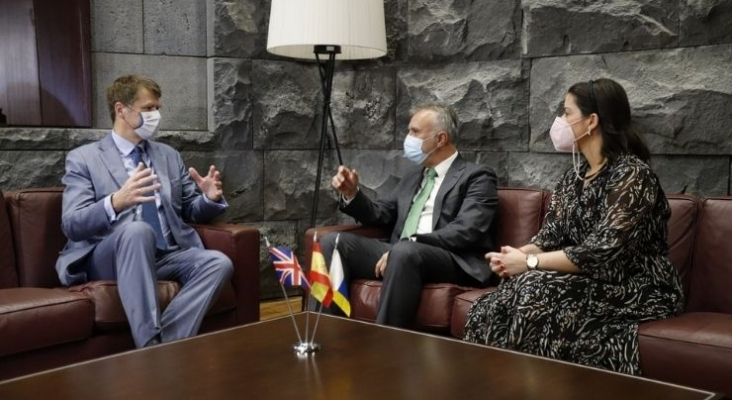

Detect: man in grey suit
56,75,233,347
321,103,498,328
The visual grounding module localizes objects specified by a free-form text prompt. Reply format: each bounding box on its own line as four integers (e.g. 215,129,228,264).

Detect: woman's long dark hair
568,78,650,163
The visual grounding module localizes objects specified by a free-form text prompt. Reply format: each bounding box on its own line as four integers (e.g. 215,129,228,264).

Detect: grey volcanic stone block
397,61,529,152
263,150,340,220
523,0,678,57
0,128,67,150
208,58,252,150
330,67,396,149
506,152,570,190
530,45,732,155
339,150,413,201
181,150,263,223
652,155,728,197
143,0,206,56
91,0,143,53
0,151,65,190
385,0,408,61
252,60,321,150
462,151,510,187
409,0,521,61
680,0,732,46
208,0,270,59
68,129,112,149
93,53,207,131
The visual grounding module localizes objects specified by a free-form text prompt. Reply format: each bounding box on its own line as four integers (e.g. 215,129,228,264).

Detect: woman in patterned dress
462,78,683,375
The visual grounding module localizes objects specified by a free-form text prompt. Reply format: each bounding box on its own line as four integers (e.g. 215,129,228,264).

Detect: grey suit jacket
56,134,227,286
341,155,498,284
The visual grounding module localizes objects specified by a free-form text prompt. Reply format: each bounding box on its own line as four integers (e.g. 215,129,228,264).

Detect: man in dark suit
321,103,498,328
56,75,233,347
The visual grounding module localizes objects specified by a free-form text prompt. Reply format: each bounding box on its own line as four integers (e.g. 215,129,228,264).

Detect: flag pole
264,236,305,346
309,233,338,345
304,231,317,344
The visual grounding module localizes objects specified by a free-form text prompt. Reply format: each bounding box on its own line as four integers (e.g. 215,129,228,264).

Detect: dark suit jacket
341,154,498,284
55,134,227,286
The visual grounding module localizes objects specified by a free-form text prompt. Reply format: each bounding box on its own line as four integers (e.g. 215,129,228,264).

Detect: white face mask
403,133,438,165
125,107,161,140
549,116,590,180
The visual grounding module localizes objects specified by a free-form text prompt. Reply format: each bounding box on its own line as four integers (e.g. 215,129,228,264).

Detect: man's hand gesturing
190,165,224,202
111,163,160,212
332,165,360,201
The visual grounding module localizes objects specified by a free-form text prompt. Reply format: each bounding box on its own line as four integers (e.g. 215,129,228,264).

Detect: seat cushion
350,279,475,332
69,280,236,332
0,288,94,357
639,312,732,396
450,288,496,338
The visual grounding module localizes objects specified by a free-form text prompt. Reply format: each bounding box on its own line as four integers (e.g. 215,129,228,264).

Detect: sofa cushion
0,191,18,289
639,312,732,396
5,188,65,288
450,288,496,338
69,280,237,332
494,188,546,247
0,288,94,357
688,198,732,314
665,195,700,299
350,279,473,332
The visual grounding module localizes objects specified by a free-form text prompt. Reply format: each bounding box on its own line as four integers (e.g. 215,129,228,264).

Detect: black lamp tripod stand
310,45,344,228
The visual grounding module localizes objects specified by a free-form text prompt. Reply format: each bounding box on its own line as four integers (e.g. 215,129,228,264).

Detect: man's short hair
106,75,161,123
410,102,459,138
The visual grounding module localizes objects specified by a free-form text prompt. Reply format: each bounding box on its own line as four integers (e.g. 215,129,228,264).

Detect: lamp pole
310,45,344,228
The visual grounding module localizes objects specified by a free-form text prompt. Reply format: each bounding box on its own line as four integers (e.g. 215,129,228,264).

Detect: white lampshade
267,0,387,60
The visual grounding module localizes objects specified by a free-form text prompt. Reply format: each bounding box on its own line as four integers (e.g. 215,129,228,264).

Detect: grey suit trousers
85,221,233,347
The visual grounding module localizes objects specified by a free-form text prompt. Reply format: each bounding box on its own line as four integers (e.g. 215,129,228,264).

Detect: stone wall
1,0,731,299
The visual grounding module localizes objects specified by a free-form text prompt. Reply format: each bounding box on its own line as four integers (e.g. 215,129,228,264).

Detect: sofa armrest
303,225,391,271
192,223,260,325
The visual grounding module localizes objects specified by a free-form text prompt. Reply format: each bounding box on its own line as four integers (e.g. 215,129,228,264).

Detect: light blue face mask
403,133,439,165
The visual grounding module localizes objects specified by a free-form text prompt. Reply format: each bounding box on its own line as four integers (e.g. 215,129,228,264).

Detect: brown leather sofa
304,187,732,397
0,187,260,381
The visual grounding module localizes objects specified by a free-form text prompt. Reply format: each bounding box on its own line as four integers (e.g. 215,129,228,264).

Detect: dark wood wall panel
34,0,92,127
0,0,42,126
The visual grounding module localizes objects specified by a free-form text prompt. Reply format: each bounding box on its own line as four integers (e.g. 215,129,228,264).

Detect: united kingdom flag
269,246,310,288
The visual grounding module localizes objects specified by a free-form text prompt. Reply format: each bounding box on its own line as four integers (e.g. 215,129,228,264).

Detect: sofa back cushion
666,195,700,300
494,188,547,248
0,191,19,289
687,197,732,314
6,188,65,288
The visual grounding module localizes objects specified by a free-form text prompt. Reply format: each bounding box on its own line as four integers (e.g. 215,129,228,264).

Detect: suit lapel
432,155,466,230
98,134,130,189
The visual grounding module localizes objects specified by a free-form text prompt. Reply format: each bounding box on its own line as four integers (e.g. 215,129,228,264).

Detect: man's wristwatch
526,254,539,271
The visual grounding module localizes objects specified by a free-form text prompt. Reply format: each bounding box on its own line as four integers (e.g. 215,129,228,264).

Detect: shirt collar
432,150,458,178
111,131,142,156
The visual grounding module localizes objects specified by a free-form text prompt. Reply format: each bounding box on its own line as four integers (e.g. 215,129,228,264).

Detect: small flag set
265,233,350,355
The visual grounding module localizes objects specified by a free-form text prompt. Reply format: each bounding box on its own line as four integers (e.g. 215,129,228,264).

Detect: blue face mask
403,133,438,165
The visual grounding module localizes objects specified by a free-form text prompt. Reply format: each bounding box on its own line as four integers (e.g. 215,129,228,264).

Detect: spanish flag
309,240,333,307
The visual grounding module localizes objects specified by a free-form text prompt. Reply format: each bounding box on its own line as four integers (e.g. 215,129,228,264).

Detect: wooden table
0,313,720,399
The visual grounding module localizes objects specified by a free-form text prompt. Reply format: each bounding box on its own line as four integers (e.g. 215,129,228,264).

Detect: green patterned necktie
400,168,437,239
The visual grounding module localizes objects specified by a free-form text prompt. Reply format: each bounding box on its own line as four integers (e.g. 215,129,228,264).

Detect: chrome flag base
293,341,321,356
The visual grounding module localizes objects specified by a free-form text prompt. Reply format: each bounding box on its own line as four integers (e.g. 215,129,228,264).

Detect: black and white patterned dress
462,153,684,375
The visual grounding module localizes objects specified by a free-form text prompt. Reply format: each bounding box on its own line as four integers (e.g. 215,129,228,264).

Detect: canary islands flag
329,236,351,316
309,241,333,307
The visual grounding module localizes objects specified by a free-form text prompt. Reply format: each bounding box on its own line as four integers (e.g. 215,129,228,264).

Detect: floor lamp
267,0,387,228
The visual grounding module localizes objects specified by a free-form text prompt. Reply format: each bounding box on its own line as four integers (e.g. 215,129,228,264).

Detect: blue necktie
130,146,167,249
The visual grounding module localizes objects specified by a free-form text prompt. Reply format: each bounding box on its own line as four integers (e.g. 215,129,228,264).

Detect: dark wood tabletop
0,313,720,400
